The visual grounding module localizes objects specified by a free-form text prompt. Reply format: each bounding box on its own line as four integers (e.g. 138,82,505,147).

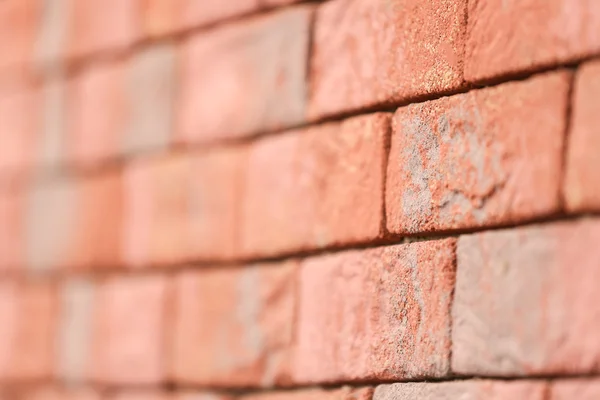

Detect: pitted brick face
373,381,547,400
242,388,373,400
386,71,570,235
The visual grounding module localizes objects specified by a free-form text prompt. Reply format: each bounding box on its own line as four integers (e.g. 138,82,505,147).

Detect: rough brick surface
374,381,546,400
565,60,600,212
242,113,390,257
294,240,455,384
466,0,600,82
242,388,373,400
171,262,296,387
386,71,570,235
90,275,169,385
552,380,600,400
123,149,241,267
177,7,311,144
309,0,466,119
453,218,600,376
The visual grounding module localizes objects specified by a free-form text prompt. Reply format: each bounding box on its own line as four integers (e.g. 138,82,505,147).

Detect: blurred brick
453,218,600,376
39,77,66,169
21,388,102,400
177,394,233,400
34,0,69,72
67,0,140,59
294,240,455,384
123,149,241,267
242,113,389,257
565,60,600,212
552,380,600,400
0,282,18,381
309,0,466,120
141,0,183,37
177,7,311,144
242,388,373,400
386,71,570,235
171,262,296,387
111,393,171,400
0,0,38,70
466,0,600,82
0,190,24,271
374,381,546,400
57,279,95,384
67,61,125,167
90,275,169,385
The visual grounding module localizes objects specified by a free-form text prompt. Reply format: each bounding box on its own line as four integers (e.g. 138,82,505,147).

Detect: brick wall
1,0,600,399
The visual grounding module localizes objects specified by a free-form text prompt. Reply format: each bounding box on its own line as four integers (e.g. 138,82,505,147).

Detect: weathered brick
56,279,95,384
0,0,38,70
374,380,546,400
25,173,123,272
453,218,600,376
67,0,140,60
242,388,373,400
90,275,169,385
0,281,58,382
565,60,600,212
309,0,466,120
552,380,600,400
21,388,102,400
386,71,570,236
177,7,311,144
171,262,296,387
294,240,455,384
123,149,241,267
242,113,389,257
466,0,600,83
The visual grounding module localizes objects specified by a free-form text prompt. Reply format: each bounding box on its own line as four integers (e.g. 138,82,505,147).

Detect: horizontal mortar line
0,211,596,283
0,53,595,188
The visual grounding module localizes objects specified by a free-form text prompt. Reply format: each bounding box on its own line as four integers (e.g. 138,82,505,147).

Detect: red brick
0,0,39,70
453,218,600,376
181,0,258,29
123,149,241,267
242,113,389,257
0,190,24,271
111,393,170,400
67,61,125,168
177,7,311,144
171,262,296,387
141,0,184,38
242,388,372,400
466,0,600,83
552,380,600,400
0,281,58,382
21,388,102,400
565,60,600,212
177,394,232,400
67,0,140,60
39,77,66,170
373,381,546,400
294,240,455,384
386,71,570,236
309,0,466,120
90,275,169,385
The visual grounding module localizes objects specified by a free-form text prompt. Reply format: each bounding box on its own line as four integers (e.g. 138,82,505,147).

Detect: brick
0,281,58,382
177,394,233,400
67,0,140,60
294,240,455,384
0,190,24,271
171,262,296,387
309,0,466,120
386,71,570,236
373,380,546,400
466,0,600,83
123,149,241,267
552,380,600,400
25,173,123,272
177,7,311,144
242,113,389,257
34,0,69,72
56,279,95,384
21,388,102,400
111,393,170,400
0,0,38,70
39,77,66,169
241,388,373,400
453,218,600,376
181,0,258,30
565,60,600,212
90,275,169,385
67,61,125,167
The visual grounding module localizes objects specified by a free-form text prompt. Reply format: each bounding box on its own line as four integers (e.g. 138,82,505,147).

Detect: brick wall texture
1,0,600,399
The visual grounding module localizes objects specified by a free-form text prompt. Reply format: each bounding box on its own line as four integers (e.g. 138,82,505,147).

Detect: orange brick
386,71,570,235
242,113,389,258
177,7,311,144
374,381,546,400
111,393,171,400
241,388,372,400
453,218,600,376
90,275,169,385
171,262,296,387
565,60,600,212
309,0,467,120
0,190,24,271
180,0,259,29
21,388,102,400
0,0,39,70
466,0,600,82
294,240,455,384
552,380,600,400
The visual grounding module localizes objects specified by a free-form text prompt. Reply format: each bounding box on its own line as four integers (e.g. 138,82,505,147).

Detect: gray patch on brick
57,278,95,384
25,180,77,273
39,77,66,169
122,43,176,156
34,0,70,73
